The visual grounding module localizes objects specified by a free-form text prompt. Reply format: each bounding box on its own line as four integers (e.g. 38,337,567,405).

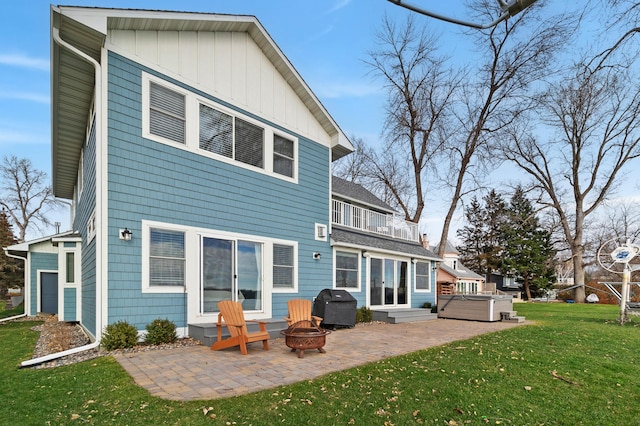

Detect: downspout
2,249,28,322
21,26,105,368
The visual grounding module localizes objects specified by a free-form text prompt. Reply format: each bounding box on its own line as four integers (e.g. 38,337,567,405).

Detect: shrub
145,318,178,345
356,306,373,323
101,320,139,350
422,302,432,309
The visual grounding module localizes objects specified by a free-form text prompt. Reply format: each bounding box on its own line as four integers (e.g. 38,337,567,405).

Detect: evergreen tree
457,190,507,282
0,209,23,298
457,196,485,273
501,187,556,300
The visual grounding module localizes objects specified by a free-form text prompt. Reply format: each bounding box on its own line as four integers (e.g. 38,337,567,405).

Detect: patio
114,318,525,401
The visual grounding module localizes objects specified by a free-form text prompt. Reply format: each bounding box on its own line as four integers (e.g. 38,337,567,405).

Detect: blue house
5,6,439,347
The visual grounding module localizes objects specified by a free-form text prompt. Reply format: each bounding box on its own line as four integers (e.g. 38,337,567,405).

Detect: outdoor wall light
119,228,132,241
313,252,321,260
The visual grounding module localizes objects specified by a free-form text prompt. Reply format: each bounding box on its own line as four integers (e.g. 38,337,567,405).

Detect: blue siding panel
64,288,77,321
105,52,333,328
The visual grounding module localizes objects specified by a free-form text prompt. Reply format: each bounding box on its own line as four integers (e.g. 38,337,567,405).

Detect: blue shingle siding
74,115,98,337
64,288,77,321
81,243,97,336
105,52,332,326
30,252,58,316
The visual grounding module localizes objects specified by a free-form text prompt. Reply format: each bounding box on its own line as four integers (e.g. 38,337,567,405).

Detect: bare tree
501,56,640,302
364,14,459,226
332,135,374,184
0,155,63,242
434,0,576,257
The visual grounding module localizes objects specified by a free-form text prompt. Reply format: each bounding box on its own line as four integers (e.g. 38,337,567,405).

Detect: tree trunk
572,254,586,303
523,276,532,300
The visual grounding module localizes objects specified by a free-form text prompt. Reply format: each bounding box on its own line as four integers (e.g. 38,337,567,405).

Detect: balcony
332,199,419,242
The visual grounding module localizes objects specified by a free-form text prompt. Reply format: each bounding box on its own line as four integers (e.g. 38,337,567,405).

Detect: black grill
312,289,357,329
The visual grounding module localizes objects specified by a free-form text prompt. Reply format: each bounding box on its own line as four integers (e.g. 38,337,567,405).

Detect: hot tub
437,294,513,322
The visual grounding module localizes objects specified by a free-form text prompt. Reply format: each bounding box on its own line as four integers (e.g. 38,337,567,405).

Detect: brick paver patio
114,318,525,401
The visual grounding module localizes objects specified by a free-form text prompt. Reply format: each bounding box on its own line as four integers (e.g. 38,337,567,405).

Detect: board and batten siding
107,29,329,149
104,52,332,328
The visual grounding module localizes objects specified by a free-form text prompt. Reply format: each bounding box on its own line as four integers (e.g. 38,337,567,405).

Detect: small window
150,228,185,286
149,82,186,144
335,251,359,288
273,244,294,289
415,261,430,291
66,252,75,283
273,134,294,177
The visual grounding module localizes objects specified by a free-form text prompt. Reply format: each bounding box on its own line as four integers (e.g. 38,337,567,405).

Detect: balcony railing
332,199,419,242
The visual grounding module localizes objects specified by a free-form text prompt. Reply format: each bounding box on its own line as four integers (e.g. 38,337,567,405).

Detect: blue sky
2,0,479,240
5,1,623,244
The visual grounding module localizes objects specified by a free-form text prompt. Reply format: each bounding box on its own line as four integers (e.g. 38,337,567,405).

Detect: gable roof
439,262,484,281
51,6,353,199
332,176,395,214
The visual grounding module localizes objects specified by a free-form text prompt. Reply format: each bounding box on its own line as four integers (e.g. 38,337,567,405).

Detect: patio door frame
199,234,264,316
368,255,409,308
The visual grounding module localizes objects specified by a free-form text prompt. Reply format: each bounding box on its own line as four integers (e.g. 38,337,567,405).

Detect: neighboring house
487,272,522,297
4,6,438,346
331,177,440,309
433,241,485,295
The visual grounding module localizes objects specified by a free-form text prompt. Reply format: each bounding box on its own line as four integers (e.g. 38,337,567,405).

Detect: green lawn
1,303,639,425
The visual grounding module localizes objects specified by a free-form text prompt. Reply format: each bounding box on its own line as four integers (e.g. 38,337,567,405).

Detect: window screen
149,82,185,144
416,261,430,290
273,244,294,289
273,134,294,177
335,251,358,288
150,228,185,286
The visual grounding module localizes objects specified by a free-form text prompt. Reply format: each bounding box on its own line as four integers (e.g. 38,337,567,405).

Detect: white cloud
326,0,352,14
0,53,49,71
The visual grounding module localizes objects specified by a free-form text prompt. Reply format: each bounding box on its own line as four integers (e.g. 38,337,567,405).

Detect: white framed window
142,72,297,183
273,243,295,290
149,228,185,288
199,103,264,168
273,133,295,178
415,261,431,292
335,250,360,289
149,81,186,144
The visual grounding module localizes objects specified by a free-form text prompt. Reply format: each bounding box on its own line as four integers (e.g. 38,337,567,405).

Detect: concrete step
503,316,526,323
372,309,438,324
190,319,288,346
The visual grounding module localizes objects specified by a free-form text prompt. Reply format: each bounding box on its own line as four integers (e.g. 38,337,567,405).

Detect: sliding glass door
201,236,262,313
369,257,408,307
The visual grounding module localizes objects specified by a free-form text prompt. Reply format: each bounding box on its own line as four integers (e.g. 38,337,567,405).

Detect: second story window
199,104,264,169
143,73,297,182
149,82,185,144
273,134,294,178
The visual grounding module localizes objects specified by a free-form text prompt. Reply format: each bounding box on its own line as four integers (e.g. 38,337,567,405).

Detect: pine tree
457,196,485,273
0,209,23,298
501,187,556,300
457,190,507,281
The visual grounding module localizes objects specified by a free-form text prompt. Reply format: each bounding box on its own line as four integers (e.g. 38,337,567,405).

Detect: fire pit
280,320,331,358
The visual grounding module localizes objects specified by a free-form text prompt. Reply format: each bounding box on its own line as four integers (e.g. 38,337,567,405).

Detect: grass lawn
1,303,639,425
